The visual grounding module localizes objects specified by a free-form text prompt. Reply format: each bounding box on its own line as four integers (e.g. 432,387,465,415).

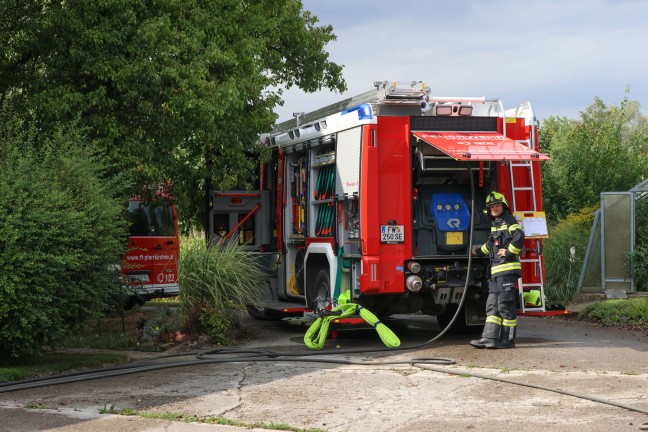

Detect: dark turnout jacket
475,209,525,277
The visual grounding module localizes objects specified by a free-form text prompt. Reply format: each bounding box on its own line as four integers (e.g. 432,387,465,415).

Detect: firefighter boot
469,337,496,349
490,325,516,349
470,319,500,348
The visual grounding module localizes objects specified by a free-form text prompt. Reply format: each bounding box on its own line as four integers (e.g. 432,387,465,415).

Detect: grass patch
580,297,648,325
0,352,129,383
99,407,326,432
148,297,181,307
25,403,50,409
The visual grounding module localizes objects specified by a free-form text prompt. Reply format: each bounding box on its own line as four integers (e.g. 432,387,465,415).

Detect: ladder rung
513,186,533,191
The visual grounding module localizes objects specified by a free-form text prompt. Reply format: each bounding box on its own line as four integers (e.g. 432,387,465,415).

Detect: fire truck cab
210,81,549,328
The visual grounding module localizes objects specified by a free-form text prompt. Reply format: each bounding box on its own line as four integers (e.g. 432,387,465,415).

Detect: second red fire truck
211,81,549,329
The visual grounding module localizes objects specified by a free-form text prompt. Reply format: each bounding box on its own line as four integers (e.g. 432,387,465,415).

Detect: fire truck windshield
128,201,176,237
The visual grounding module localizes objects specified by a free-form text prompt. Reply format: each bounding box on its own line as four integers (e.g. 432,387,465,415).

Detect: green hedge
0,110,128,363
543,206,598,303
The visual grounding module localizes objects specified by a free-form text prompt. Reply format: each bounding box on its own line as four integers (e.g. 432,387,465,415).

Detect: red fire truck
121,198,180,305
210,81,549,329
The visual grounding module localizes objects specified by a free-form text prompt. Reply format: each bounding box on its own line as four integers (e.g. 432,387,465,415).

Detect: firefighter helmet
486,191,509,208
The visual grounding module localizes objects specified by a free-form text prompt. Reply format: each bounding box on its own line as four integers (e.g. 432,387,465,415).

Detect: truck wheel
436,304,467,332
308,269,330,310
245,305,284,321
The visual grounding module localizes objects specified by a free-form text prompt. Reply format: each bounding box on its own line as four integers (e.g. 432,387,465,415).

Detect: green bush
543,206,598,303
0,110,128,363
581,297,648,325
178,232,266,339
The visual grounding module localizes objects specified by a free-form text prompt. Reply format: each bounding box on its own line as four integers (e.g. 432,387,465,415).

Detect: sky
274,0,648,124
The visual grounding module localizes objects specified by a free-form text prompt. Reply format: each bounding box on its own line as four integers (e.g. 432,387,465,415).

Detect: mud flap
464,299,486,326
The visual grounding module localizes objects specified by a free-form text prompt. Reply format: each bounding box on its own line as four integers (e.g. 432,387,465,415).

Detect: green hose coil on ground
304,298,401,350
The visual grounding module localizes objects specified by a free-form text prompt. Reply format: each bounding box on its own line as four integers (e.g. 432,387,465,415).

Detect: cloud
275,0,647,123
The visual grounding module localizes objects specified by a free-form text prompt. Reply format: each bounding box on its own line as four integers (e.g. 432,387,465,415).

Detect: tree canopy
540,92,648,222
1,0,346,227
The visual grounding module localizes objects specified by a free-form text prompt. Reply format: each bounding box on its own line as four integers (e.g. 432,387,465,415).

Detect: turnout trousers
481,273,518,343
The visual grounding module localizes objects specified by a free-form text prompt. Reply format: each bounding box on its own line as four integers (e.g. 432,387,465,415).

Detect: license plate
128,273,150,283
380,225,404,243
446,231,463,245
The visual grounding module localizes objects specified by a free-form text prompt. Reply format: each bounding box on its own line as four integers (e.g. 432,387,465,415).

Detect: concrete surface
1,313,648,432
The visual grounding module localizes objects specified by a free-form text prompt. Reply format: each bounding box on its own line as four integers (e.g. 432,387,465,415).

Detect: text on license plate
380,225,405,243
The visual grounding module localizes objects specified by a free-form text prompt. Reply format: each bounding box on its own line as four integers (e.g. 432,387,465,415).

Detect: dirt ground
2,313,648,432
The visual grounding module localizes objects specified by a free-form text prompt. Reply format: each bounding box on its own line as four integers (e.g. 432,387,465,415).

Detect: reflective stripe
491,262,522,274
509,223,522,232
491,225,509,232
508,244,521,254
503,319,517,327
481,244,489,254
486,315,502,325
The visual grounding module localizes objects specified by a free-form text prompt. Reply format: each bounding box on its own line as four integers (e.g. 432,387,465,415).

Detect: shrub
0,109,128,363
626,198,648,291
178,232,266,340
581,297,648,325
543,206,598,303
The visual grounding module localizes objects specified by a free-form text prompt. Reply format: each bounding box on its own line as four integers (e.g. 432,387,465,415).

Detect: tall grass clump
178,232,266,343
543,206,597,304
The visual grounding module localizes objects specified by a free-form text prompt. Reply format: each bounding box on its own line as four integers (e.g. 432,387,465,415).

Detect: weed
98,404,138,416
125,410,326,431
98,404,117,414
24,403,49,409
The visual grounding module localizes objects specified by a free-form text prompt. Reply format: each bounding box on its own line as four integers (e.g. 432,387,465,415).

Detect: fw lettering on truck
210,81,551,330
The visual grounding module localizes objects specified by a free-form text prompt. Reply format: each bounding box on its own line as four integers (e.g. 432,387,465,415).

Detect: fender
304,241,337,305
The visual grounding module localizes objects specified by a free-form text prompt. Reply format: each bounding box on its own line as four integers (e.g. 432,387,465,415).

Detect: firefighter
470,191,525,349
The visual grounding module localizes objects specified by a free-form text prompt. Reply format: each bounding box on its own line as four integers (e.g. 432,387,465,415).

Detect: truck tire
308,268,330,310
245,305,284,321
436,304,471,333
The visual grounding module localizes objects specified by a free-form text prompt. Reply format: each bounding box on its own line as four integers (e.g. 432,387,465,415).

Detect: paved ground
2,313,648,432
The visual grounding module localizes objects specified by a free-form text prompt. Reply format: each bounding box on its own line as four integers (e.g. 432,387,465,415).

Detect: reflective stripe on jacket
475,210,525,277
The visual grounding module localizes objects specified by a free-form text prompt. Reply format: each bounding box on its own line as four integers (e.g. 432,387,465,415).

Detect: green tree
540,91,648,222
0,0,346,229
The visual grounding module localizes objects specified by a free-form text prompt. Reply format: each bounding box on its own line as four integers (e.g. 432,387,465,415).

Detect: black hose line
2,350,647,430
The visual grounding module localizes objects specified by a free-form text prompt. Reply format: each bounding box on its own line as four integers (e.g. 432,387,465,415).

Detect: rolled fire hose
304,292,400,350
